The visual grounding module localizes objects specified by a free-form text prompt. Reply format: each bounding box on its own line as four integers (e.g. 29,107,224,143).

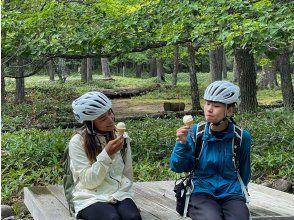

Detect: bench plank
248,183,294,217
24,187,75,220
24,181,294,220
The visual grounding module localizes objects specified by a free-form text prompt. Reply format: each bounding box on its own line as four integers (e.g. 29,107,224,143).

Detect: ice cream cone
116,122,126,135
183,115,193,128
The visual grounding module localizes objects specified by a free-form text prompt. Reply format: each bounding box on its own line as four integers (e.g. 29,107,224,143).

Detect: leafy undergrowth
2,72,285,132
2,111,293,210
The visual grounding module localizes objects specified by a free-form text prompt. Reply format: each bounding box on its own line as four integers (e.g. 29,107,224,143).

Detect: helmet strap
211,117,228,126
85,121,98,136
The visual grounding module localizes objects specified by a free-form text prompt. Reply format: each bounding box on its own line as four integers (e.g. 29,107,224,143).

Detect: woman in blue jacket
170,81,251,220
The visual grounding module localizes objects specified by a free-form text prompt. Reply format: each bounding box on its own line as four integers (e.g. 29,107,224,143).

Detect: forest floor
112,98,193,118
112,99,164,117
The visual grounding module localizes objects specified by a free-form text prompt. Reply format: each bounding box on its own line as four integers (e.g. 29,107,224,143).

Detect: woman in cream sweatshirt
69,91,141,220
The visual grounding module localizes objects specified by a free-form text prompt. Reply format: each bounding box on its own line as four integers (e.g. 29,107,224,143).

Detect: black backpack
174,121,243,217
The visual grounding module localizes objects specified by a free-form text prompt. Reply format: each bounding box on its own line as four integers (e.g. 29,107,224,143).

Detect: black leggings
188,193,250,220
77,198,142,220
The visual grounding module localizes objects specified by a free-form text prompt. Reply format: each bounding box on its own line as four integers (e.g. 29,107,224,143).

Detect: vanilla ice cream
116,122,126,135
183,115,193,127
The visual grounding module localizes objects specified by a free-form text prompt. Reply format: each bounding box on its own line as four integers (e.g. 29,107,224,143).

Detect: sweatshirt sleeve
122,136,133,181
239,130,251,186
69,134,113,190
169,127,196,173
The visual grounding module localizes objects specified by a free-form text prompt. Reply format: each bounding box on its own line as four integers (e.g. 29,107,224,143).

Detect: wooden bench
24,181,294,220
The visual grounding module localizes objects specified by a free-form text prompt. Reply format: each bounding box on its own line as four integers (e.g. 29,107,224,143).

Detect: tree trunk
233,56,240,84
48,60,55,81
209,45,223,82
172,45,179,86
259,62,278,89
101,58,111,78
117,62,121,74
187,42,202,111
54,58,66,82
87,58,93,82
1,64,6,106
59,58,67,82
222,49,228,79
156,58,165,82
15,58,26,104
135,63,142,78
150,58,157,77
277,49,294,110
122,62,126,77
234,47,258,113
80,59,87,83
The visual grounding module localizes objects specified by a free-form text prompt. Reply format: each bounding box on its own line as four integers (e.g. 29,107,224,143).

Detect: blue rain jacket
170,121,251,199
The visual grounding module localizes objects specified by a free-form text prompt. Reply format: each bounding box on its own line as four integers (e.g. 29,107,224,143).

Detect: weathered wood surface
24,181,294,220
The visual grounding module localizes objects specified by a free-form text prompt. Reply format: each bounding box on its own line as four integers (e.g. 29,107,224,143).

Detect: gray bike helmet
204,81,240,105
72,91,112,123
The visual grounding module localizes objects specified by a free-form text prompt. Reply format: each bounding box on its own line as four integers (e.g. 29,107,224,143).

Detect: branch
49,38,190,59
3,58,51,78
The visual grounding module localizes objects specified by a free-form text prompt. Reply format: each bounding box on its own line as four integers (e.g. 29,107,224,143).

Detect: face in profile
93,109,115,133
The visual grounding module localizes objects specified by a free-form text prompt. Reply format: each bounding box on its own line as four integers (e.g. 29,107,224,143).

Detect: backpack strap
232,124,250,203
192,121,206,169
180,122,206,218
233,125,242,173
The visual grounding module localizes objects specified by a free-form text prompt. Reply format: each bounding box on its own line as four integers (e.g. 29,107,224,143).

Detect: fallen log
29,109,204,130
95,84,169,98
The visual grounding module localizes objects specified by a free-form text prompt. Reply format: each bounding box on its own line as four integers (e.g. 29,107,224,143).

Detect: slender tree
150,58,157,77
15,58,25,104
48,60,55,81
135,62,142,78
172,45,179,86
233,57,240,84
101,58,111,79
87,58,93,82
156,58,165,82
222,49,227,79
80,59,87,83
259,61,278,89
187,42,202,111
1,64,6,106
277,49,294,110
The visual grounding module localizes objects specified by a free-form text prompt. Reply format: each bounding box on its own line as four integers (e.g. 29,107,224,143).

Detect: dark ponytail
81,122,115,164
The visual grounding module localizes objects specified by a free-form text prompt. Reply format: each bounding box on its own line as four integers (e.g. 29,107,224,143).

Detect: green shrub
2,111,293,206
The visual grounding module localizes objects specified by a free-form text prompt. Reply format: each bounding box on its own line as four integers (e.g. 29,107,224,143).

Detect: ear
226,106,235,117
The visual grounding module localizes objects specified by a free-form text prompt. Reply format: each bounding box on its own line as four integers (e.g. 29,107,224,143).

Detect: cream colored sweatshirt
68,132,134,216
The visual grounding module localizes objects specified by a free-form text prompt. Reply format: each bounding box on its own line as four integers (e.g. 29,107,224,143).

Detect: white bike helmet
204,81,240,105
72,91,112,123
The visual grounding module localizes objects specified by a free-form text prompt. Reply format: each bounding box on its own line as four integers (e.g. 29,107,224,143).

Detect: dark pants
77,198,142,220
188,193,249,220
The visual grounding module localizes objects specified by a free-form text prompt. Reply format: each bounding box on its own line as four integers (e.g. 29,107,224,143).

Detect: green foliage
1,128,73,203
2,111,293,207
236,109,294,182
3,0,293,65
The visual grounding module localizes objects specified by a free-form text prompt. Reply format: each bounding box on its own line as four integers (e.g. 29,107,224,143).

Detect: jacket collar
202,121,235,141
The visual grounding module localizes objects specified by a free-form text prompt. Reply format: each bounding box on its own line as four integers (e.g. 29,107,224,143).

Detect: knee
123,212,142,220
106,213,120,220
